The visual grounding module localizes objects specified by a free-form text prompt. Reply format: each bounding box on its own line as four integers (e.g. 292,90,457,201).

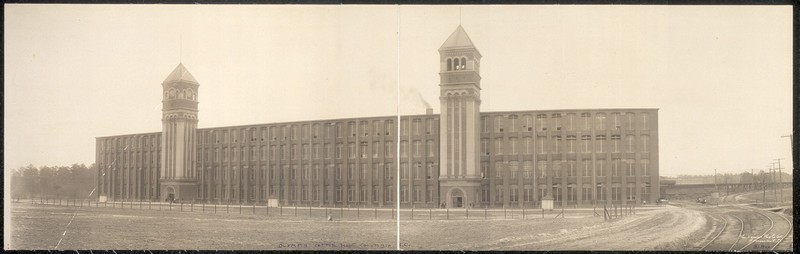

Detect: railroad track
698,214,728,250
769,212,793,250
727,214,744,251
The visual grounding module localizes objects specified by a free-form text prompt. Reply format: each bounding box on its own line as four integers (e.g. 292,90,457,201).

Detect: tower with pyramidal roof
160,63,200,202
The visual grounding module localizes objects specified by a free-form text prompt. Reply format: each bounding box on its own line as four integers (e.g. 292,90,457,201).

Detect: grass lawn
9,201,671,250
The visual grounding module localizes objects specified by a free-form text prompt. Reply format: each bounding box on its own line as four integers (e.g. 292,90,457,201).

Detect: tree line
10,163,96,199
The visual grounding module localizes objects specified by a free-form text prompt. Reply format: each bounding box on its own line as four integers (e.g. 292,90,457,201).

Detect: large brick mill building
96,26,659,208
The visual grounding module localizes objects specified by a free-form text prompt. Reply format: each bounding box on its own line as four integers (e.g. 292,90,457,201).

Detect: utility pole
769,162,777,203
774,158,784,204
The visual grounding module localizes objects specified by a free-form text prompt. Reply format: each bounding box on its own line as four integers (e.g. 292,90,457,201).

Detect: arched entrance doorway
165,186,176,202
450,188,464,208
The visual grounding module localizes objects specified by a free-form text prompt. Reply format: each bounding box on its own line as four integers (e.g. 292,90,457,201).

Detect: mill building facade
96,26,660,208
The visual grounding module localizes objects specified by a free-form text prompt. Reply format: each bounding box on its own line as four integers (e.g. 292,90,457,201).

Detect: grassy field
9,201,674,250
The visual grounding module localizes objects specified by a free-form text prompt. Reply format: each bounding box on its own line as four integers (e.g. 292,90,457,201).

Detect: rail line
769,211,792,251
699,214,728,251
727,214,744,251
738,209,774,251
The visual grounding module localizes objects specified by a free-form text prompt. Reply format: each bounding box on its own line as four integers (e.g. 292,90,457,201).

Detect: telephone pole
774,158,784,204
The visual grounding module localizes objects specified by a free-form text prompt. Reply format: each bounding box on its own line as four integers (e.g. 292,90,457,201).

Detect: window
481,162,488,179
536,114,547,131
553,135,561,153
626,135,634,153
359,142,368,158
385,163,394,180
401,120,408,136
627,159,635,176
496,116,504,132
481,117,489,133
537,161,547,178
401,163,408,179
582,186,592,201
385,186,393,201
612,186,620,201
426,119,434,134
567,184,576,201
626,113,635,130
495,138,504,155
524,187,534,202
447,58,453,71
596,135,605,153
335,186,342,202
508,115,518,132
482,188,490,202
495,187,504,202
400,186,408,202
400,141,408,158
538,136,547,154
627,185,636,201
313,165,320,180
510,161,519,178
597,185,606,201
335,144,342,159
427,140,435,157
552,113,562,130
373,142,380,158
495,162,503,179
373,164,380,180
524,137,532,154
581,113,591,130
413,119,421,135
303,165,310,179
348,143,356,158
582,160,591,177
510,188,519,202
509,138,518,155
641,113,649,130
567,161,576,177
611,135,621,153
641,135,650,152
481,139,489,155
596,160,605,176
373,121,381,136
613,113,621,129
567,135,576,153
335,165,342,179
413,141,422,157
361,121,369,136
552,185,562,201
641,159,649,176
581,135,592,153
523,161,533,179
553,161,562,178
595,113,606,130
428,163,436,179
566,113,575,131
525,115,533,131
612,159,620,177
385,142,393,158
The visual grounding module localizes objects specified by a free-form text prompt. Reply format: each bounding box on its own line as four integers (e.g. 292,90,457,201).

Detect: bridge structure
660,181,792,200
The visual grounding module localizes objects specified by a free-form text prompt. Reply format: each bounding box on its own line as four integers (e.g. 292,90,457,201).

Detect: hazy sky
4,5,792,177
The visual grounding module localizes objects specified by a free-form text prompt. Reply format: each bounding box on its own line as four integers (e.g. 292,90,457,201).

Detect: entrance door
167,193,175,202
454,197,463,208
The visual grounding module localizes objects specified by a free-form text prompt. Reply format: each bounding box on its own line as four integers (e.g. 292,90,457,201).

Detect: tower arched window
461,57,467,70
454,58,460,70
447,58,453,71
